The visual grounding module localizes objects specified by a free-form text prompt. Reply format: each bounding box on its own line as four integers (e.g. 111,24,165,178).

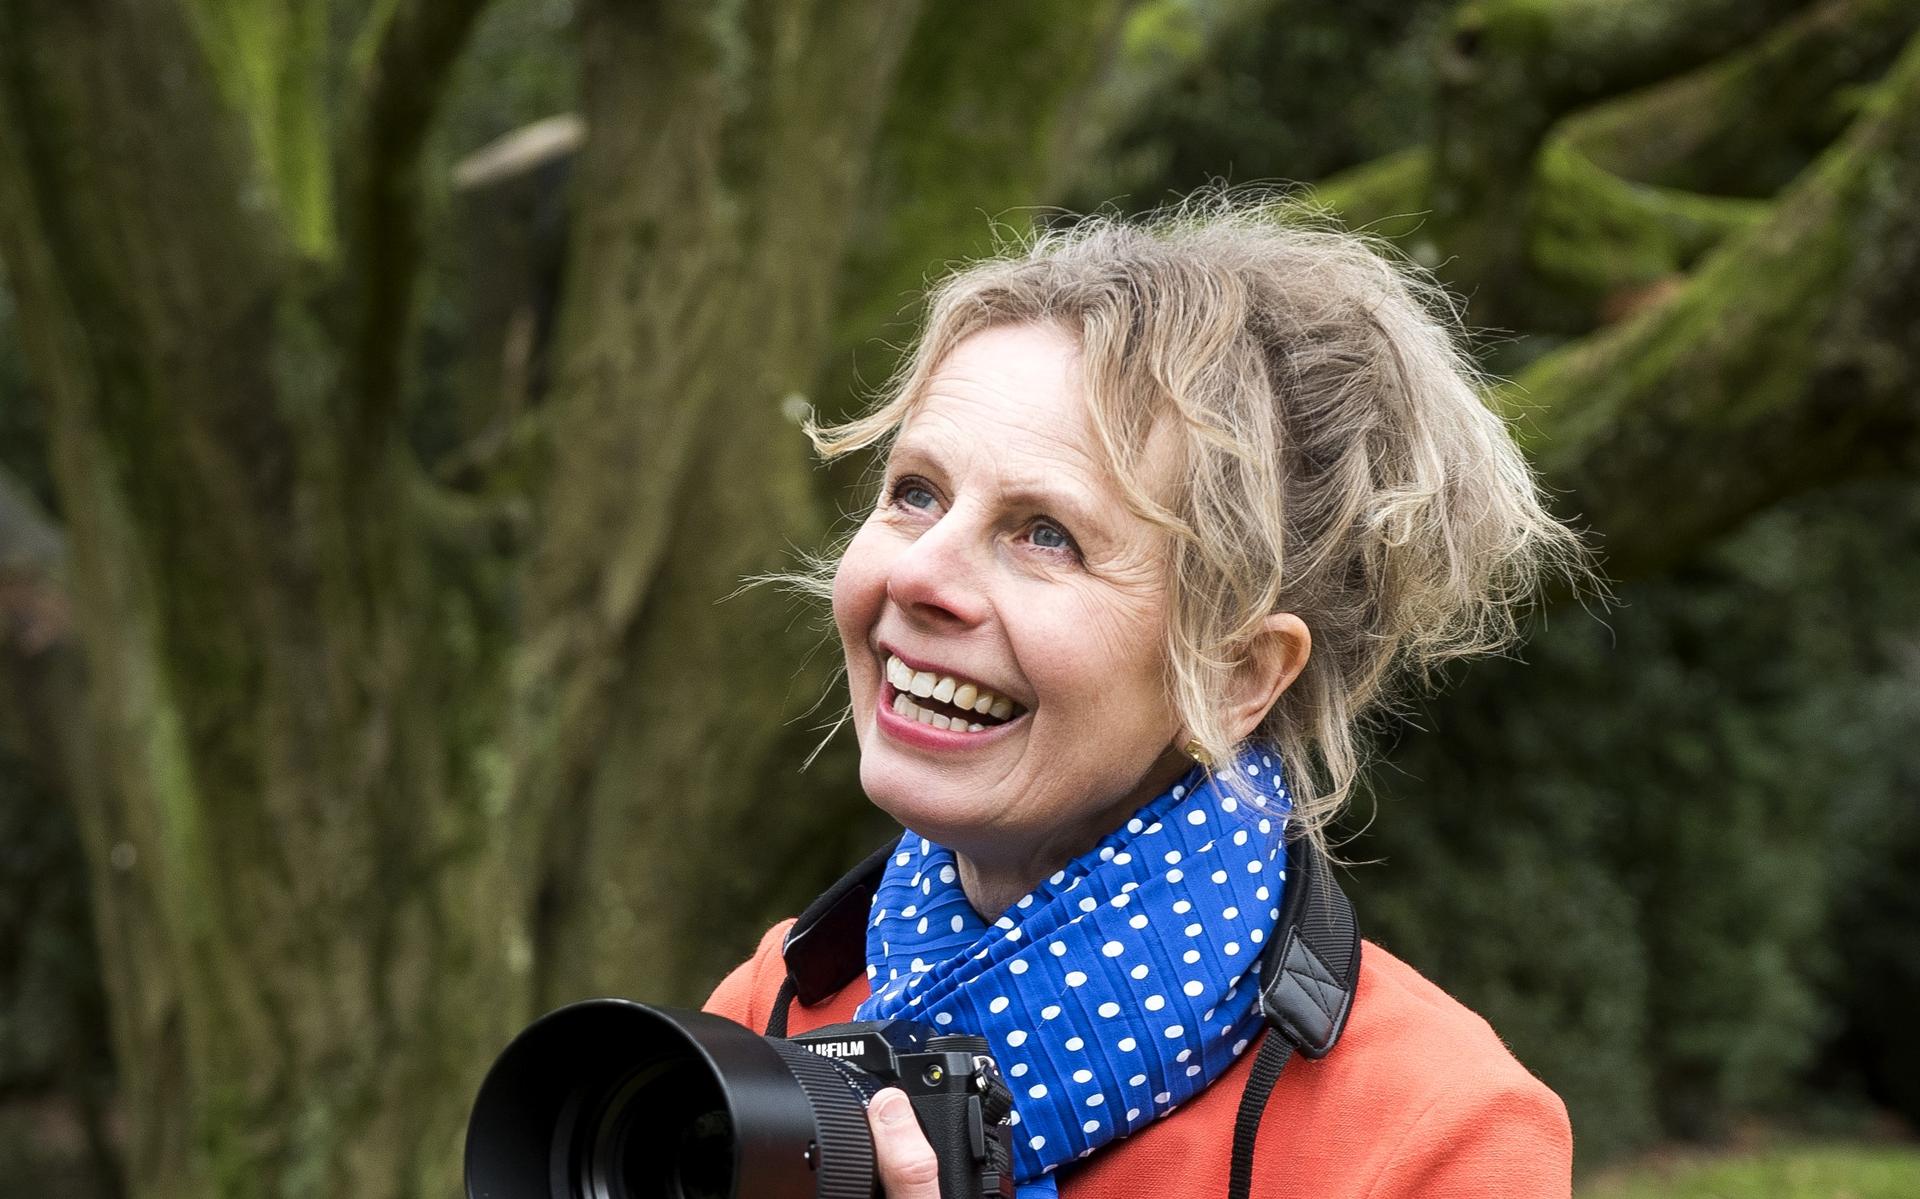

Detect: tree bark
507,0,1153,1010
824,0,1135,429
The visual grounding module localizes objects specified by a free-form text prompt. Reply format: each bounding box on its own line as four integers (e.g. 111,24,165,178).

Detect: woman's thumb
868,1088,943,1198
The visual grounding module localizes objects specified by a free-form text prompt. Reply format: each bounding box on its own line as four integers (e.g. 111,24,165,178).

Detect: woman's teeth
892,692,987,731
885,654,1023,729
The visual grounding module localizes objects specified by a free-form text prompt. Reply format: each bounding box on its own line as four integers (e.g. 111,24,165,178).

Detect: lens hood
465,999,867,1199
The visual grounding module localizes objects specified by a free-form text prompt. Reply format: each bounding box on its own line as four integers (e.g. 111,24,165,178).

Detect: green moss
181,0,335,258
1530,140,1768,313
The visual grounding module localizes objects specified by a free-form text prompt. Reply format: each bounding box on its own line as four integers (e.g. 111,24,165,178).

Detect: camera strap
770,835,1360,1198
1228,833,1360,1199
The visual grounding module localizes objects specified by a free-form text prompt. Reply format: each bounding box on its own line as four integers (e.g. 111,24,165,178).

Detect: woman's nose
885,511,991,628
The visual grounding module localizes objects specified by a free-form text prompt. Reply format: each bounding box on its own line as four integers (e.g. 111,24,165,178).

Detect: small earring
1183,739,1212,767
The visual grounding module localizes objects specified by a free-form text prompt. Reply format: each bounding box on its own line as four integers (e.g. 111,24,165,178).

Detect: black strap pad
782,839,896,1005
1254,838,1361,1059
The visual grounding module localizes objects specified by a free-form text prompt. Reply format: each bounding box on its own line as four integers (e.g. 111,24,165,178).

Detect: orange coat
705,919,1573,1198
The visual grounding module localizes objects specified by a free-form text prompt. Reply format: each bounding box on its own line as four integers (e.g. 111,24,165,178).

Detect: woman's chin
859,750,1006,844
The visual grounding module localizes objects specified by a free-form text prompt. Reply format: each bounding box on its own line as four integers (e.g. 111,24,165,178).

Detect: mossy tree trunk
0,0,508,1193
509,0,926,1012
0,0,927,1192
0,0,1125,1194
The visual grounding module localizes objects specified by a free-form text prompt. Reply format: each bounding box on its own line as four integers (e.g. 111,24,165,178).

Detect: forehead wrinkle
893,390,1115,508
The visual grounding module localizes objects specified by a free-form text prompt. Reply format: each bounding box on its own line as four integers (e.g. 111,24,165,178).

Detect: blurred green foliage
1351,480,1920,1163
1577,1140,1920,1198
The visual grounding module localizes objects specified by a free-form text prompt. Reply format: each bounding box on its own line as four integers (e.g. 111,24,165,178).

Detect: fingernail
875,1090,910,1125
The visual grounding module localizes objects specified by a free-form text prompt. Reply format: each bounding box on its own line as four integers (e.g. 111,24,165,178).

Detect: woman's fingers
868,1087,943,1199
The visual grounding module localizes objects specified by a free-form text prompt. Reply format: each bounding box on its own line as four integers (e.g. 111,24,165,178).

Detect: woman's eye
1029,520,1077,555
890,478,938,510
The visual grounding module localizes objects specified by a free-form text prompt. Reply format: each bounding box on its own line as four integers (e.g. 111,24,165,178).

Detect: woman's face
833,322,1190,881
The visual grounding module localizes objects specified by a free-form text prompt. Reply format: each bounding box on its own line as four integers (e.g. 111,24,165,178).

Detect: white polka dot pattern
855,750,1291,1191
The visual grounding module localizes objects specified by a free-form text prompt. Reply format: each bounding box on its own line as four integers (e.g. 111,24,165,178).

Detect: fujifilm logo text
806,1041,866,1059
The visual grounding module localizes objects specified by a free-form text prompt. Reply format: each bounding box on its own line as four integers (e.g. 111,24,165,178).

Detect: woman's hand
868,1087,943,1198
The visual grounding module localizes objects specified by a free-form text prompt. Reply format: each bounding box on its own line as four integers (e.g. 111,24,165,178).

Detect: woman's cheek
832,530,882,636
833,527,891,713
1053,583,1154,673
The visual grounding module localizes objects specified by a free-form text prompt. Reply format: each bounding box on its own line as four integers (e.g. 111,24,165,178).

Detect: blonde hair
806,198,1592,849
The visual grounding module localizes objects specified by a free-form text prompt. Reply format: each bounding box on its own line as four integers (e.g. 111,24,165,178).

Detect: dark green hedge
1348,479,1920,1168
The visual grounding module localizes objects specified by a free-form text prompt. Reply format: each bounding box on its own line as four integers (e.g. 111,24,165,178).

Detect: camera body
786,1019,1015,1199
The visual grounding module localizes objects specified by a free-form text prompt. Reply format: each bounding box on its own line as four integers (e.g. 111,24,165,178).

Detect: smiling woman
706,200,1594,1198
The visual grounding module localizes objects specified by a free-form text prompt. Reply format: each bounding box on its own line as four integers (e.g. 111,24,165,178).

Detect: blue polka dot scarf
857,748,1290,1197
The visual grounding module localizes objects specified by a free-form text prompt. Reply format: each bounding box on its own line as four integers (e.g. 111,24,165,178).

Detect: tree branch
1444,0,1817,117
1317,1,1909,330
1527,141,1769,326
1311,148,1433,241
342,0,497,463
1507,30,1920,581
1559,0,1920,195
1432,0,1814,324
1311,142,1766,331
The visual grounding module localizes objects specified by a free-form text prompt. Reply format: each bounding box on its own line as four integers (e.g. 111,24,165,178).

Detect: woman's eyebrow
886,433,1113,536
998,475,1107,536
882,431,949,471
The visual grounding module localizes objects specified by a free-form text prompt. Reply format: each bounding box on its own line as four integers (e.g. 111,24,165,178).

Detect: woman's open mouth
883,653,1029,733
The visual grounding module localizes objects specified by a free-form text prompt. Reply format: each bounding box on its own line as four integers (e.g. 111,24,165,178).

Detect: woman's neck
954,856,1039,921
952,748,1195,918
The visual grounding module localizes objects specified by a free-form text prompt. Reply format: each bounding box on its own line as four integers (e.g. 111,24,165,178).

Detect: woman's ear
1225,613,1311,742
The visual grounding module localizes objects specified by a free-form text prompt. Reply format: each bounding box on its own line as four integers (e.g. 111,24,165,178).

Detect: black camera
464,999,1016,1199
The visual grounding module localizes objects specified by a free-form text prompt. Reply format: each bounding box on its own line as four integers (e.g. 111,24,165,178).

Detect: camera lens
666,1108,734,1199
571,1056,734,1199
464,1001,872,1199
